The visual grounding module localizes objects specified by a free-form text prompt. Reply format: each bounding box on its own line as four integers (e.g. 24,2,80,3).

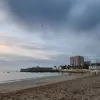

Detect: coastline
0,73,88,93
0,73,95,100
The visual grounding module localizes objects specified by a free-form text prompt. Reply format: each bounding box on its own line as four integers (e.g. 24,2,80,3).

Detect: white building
89,65,100,70
89,60,100,75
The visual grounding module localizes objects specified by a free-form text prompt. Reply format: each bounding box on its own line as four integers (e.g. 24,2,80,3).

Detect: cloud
7,0,71,23
6,0,100,42
0,0,100,70
6,0,100,32
0,1,60,69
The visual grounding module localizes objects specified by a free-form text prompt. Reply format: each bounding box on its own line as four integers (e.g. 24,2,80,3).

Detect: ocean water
0,72,61,83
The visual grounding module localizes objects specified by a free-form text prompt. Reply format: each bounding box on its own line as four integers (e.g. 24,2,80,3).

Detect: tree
59,65,67,69
67,65,71,69
54,66,57,70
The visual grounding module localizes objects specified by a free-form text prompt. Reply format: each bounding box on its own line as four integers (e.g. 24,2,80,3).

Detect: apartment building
70,56,84,66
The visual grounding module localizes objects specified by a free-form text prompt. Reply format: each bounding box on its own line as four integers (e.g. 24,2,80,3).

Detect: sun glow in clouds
0,1,52,61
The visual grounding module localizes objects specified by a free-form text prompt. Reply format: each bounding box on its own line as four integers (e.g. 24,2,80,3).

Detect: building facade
84,61,91,65
70,56,84,66
89,60,100,70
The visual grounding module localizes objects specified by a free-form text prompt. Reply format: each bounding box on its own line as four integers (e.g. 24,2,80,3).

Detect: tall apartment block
70,56,84,66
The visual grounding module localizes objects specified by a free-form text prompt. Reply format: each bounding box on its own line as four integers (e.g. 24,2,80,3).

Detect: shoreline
0,73,95,100
1,73,100,100
0,72,62,84
0,73,88,93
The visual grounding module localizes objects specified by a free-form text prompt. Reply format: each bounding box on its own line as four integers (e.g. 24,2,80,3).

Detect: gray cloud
7,0,100,52
67,0,100,31
0,53,69,69
7,0,100,32
1,0,100,69
7,0,72,24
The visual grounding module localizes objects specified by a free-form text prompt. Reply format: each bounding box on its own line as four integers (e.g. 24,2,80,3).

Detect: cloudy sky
0,0,100,70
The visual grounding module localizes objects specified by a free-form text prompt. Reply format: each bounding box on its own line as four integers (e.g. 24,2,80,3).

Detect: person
95,70,98,75
82,71,83,75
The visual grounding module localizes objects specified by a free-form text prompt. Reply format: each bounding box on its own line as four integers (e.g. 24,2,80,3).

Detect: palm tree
54,66,57,70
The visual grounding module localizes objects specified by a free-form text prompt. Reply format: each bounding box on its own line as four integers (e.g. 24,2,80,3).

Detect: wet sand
0,74,100,100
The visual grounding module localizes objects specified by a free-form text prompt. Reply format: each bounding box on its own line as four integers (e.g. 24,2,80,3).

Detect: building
70,56,84,66
84,61,91,69
84,61,91,66
70,56,74,66
89,60,100,70
20,67,59,72
89,60,100,75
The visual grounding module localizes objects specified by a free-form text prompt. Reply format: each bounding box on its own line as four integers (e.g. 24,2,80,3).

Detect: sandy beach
0,74,100,100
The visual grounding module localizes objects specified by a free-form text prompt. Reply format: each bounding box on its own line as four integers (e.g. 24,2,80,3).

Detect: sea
0,71,62,83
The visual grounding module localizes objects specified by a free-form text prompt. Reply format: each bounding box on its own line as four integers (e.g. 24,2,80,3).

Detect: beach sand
0,74,100,100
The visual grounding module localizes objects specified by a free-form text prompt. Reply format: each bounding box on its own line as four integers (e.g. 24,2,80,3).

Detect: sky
0,0,100,70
